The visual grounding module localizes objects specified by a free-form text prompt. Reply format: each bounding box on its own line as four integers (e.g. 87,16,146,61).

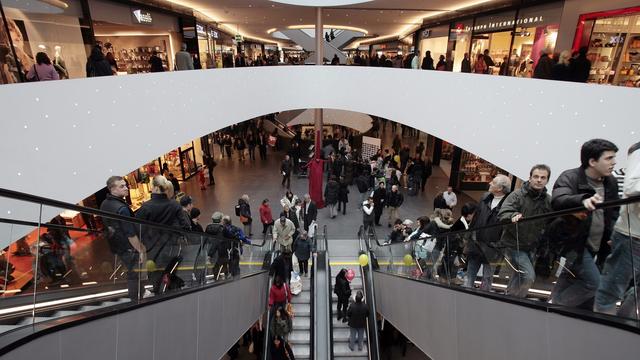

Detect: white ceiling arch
270,0,373,6
0,67,637,247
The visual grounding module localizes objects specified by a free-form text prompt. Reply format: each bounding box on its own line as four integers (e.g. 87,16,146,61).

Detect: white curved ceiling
0,67,637,247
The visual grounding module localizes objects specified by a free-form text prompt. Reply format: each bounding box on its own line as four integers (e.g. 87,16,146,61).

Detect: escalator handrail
357,226,381,360
323,225,334,359
371,194,640,248
0,270,269,356
372,269,640,334
261,228,279,360
0,187,270,248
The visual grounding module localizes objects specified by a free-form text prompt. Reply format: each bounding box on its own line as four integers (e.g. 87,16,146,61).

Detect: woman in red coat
260,198,275,234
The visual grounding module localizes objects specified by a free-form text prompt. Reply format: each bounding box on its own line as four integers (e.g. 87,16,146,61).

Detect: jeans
464,254,494,291
505,249,536,298
349,327,365,351
120,250,140,301
388,206,399,226
551,248,600,307
594,231,640,317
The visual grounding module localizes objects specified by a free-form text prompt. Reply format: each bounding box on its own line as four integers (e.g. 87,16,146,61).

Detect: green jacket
498,182,551,251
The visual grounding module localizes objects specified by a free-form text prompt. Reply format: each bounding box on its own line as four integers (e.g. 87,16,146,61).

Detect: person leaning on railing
100,176,147,301
497,165,552,298
594,141,640,316
549,139,619,307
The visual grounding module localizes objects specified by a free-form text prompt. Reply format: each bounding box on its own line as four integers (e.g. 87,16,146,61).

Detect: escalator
0,188,275,359
361,196,640,360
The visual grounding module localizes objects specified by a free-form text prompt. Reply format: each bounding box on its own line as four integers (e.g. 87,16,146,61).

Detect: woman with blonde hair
135,175,190,293
552,50,572,81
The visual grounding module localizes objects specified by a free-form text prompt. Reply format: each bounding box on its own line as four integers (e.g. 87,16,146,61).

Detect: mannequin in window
53,46,68,79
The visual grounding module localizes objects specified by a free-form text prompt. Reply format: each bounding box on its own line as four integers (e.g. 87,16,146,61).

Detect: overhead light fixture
285,24,368,34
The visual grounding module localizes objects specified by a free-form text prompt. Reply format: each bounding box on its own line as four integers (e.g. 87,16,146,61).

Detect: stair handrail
358,226,381,360
261,225,278,360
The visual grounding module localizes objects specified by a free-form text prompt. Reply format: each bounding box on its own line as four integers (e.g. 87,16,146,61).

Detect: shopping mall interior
0,1,639,359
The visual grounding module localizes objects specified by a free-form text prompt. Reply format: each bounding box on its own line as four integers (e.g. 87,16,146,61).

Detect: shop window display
2,0,89,81
95,37,169,74
449,20,473,72
0,16,20,84
125,159,161,211
585,15,640,87
459,151,509,190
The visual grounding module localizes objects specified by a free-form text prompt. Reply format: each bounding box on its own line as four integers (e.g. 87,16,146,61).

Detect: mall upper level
1,0,640,88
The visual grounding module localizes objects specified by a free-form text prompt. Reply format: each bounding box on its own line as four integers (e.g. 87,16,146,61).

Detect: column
314,7,323,158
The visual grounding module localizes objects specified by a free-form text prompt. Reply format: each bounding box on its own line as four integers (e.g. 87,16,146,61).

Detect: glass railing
0,188,272,335
3,63,637,90
367,195,640,329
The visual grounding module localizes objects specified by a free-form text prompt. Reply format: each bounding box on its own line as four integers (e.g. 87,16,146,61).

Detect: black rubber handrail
323,225,334,360
372,270,640,334
0,187,268,248
0,270,269,356
261,225,278,360
372,194,640,248
358,225,381,360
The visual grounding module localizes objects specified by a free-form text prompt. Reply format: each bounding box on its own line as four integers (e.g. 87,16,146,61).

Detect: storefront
90,0,182,74
448,19,474,72
196,23,225,69
417,25,450,67
573,6,640,87
0,0,93,82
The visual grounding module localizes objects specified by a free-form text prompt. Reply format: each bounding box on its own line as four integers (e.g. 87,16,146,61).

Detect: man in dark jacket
355,173,370,209
281,155,292,189
550,139,619,307
570,46,591,83
302,194,318,231
347,291,369,352
86,45,113,77
483,49,495,73
100,176,146,300
498,165,552,297
294,231,313,277
463,174,511,291
334,269,351,321
372,182,387,226
533,50,554,80
386,185,404,227
206,211,230,279
325,176,340,218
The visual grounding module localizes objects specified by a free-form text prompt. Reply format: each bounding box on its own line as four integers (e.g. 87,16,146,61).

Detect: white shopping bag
292,253,299,271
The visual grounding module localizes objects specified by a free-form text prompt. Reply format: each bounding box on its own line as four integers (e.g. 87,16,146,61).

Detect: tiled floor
199,125,457,360
179,128,474,260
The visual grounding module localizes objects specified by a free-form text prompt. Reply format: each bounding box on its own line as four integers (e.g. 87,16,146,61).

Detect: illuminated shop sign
196,24,207,38
209,30,219,39
132,9,153,25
